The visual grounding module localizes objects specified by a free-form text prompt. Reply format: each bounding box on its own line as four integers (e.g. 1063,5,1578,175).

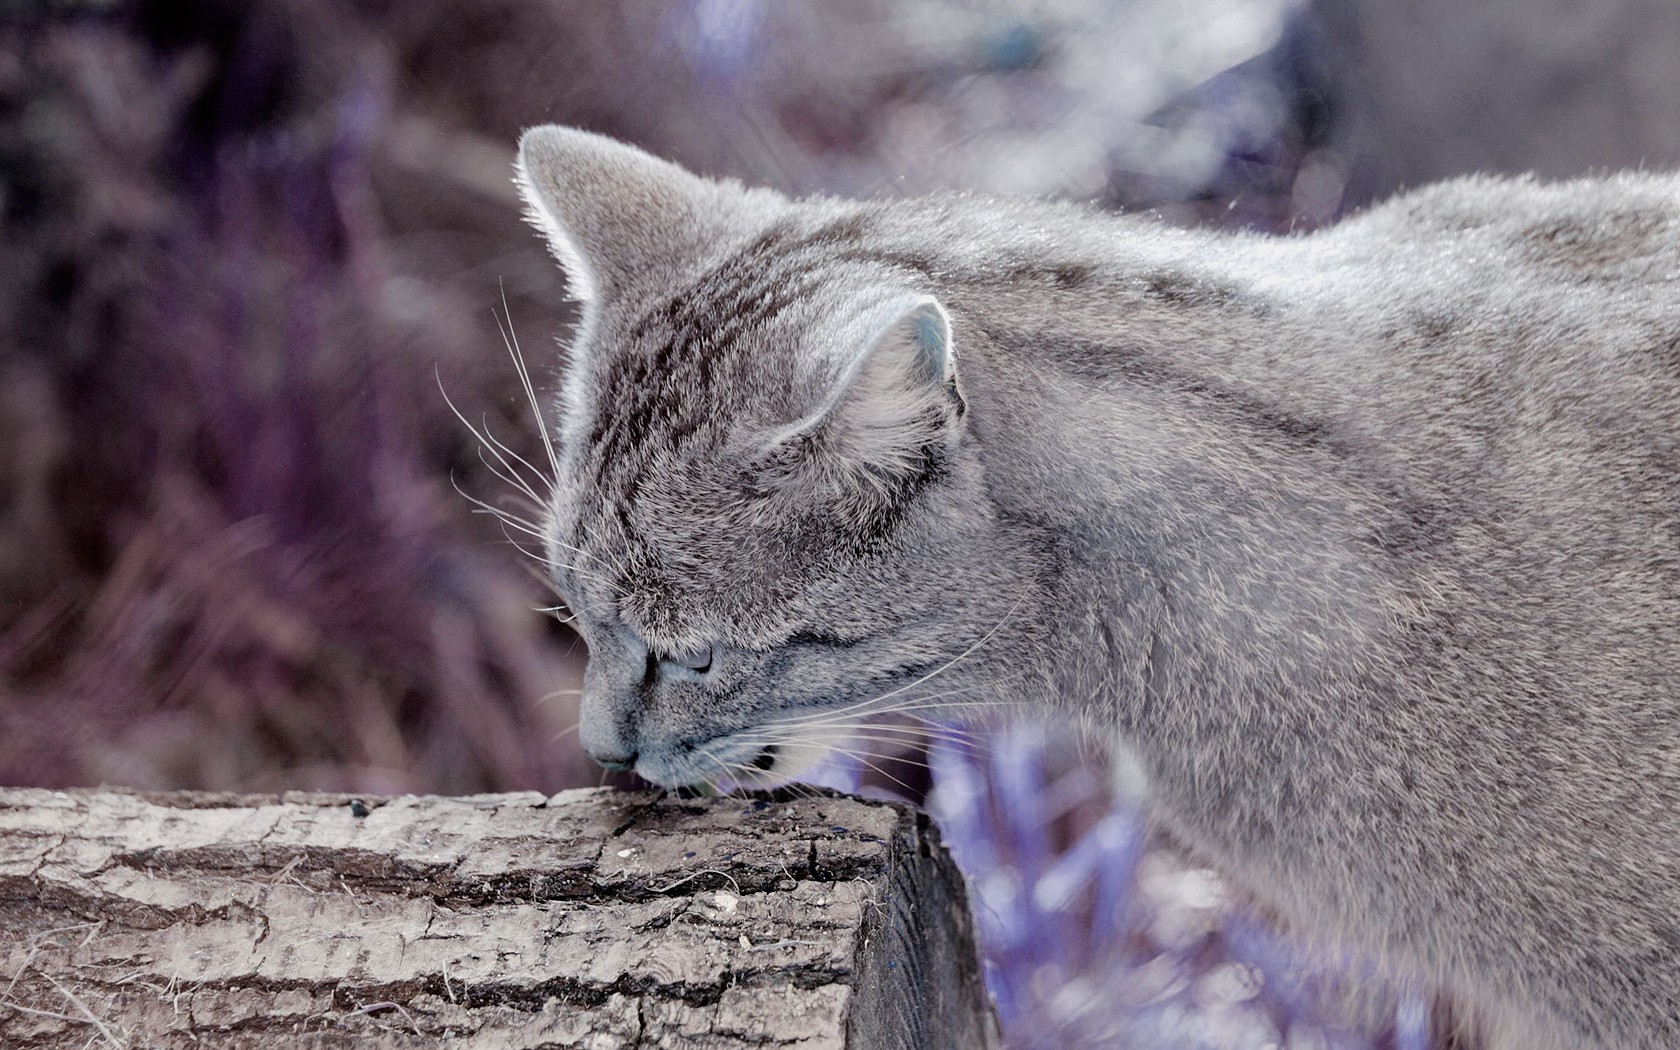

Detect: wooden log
0,787,996,1049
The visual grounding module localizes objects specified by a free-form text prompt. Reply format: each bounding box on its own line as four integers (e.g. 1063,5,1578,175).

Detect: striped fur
516,126,1680,1049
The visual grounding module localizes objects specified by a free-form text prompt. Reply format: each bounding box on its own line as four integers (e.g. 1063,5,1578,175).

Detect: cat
510,124,1680,1049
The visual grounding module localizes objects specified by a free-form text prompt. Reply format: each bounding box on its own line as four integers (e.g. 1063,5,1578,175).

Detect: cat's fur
513,125,1680,1049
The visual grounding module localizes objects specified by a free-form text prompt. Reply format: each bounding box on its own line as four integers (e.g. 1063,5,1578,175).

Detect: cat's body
513,126,1680,1049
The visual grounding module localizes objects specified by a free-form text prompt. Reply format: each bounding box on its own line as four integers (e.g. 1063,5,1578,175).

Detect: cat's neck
955,290,1390,799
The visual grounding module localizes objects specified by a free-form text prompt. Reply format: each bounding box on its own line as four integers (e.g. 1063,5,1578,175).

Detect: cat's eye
666,644,714,674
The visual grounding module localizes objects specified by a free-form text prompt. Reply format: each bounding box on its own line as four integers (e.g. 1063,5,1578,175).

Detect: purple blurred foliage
0,1,590,791
927,727,1450,1050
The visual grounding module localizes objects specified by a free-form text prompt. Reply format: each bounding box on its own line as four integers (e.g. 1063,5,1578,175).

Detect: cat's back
1250,171,1680,377
1236,174,1680,666
907,168,1680,770
897,172,1680,519
1274,174,1680,547
1288,172,1680,415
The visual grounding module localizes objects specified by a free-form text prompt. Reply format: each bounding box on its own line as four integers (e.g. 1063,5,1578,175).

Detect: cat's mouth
668,745,779,798
633,722,856,793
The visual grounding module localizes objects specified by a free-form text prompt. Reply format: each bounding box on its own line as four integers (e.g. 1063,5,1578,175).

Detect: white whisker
436,367,552,507
765,738,926,797
769,684,1019,735
499,533,624,595
496,283,563,491
477,417,556,504
773,598,1028,733
463,496,545,541
549,721,582,743
471,443,548,510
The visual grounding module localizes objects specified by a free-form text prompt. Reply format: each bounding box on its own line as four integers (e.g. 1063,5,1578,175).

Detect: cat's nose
577,635,648,772
577,686,643,772
579,709,641,772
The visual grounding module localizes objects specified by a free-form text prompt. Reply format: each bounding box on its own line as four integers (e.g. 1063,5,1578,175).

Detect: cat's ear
770,294,964,491
515,125,721,305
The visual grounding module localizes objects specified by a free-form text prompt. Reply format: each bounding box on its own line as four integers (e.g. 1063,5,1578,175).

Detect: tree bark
0,787,995,1049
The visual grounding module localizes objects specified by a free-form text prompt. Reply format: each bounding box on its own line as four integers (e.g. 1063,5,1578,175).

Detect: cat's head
514,126,1021,790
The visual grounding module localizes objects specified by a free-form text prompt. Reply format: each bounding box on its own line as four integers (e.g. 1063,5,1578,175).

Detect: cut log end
0,786,996,1049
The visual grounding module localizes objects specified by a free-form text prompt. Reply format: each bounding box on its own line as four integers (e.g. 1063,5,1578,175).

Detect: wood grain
0,787,995,1049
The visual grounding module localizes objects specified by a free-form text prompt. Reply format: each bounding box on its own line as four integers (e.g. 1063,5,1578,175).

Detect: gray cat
511,124,1680,1049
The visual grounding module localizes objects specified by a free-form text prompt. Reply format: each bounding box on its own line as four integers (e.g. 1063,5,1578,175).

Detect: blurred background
2,0,1677,1046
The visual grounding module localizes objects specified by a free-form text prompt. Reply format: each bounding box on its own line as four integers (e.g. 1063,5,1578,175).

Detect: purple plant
0,7,591,792
926,727,1442,1050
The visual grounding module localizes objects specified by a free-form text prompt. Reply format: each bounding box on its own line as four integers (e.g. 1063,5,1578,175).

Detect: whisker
701,751,764,796
495,283,564,492
767,739,927,797
462,421,548,507
499,533,624,595
779,599,1028,729
549,721,582,743
443,317,630,586
840,725,981,749
436,367,552,507
757,713,984,749
816,691,1015,722
508,555,571,603
458,489,548,542
719,728,924,787
854,611,1022,708
476,417,555,505
454,482,596,576
770,684,1020,733
465,477,618,578
735,723,985,776
472,505,547,544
